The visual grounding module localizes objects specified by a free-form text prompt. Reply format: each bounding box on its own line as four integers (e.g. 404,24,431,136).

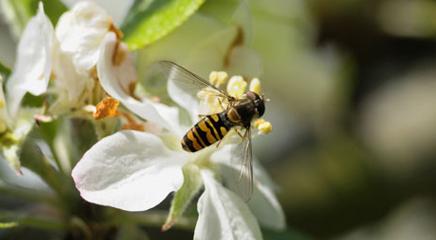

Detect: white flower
0,3,53,173
56,1,117,75
6,2,55,117
0,1,129,172
3,1,123,117
49,41,95,114
194,170,263,240
72,31,285,239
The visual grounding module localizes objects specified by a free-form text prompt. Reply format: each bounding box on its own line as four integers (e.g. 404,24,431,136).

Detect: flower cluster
1,2,136,172
72,62,285,237
2,1,285,239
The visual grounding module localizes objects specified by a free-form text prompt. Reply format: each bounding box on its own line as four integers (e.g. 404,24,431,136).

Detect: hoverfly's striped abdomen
181,113,231,152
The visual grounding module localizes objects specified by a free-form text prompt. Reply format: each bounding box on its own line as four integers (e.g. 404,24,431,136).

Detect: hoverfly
152,61,266,199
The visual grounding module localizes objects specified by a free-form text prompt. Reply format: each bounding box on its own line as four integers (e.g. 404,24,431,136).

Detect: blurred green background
2,0,436,239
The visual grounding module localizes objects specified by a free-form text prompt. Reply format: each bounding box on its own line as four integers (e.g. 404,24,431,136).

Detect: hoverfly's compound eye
246,91,265,117
256,99,265,117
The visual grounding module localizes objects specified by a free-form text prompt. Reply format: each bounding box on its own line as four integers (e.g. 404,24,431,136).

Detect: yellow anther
198,87,228,113
256,120,272,134
93,97,120,120
205,95,223,113
227,76,247,99
197,88,210,99
0,100,4,109
253,118,265,128
209,71,228,87
249,78,262,94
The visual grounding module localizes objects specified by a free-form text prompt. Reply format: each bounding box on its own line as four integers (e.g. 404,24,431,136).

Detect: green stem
0,185,56,204
0,210,66,231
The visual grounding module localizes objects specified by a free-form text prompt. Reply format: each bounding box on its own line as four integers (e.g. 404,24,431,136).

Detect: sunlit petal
72,130,188,211
97,32,183,134
6,2,54,116
56,1,113,74
194,170,262,240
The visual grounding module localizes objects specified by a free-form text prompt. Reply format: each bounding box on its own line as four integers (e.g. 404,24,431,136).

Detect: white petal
56,1,112,74
50,42,93,114
6,2,54,116
72,130,188,211
194,170,262,240
212,144,286,230
97,33,182,134
167,72,201,123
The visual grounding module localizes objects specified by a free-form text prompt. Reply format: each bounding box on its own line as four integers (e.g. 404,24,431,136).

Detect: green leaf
35,0,68,24
162,164,202,231
0,222,18,229
122,0,205,50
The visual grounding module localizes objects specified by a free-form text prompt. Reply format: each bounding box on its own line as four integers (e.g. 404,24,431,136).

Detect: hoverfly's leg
216,139,223,148
235,129,244,139
218,98,226,111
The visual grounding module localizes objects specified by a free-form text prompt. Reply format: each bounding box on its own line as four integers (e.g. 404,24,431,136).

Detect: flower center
197,71,272,135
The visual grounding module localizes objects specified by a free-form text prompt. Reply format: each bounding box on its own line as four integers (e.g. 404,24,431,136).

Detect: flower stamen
209,71,228,87
226,76,247,99
254,118,272,134
93,97,120,120
249,78,262,95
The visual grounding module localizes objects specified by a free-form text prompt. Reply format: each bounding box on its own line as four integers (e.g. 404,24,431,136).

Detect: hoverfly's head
246,91,265,118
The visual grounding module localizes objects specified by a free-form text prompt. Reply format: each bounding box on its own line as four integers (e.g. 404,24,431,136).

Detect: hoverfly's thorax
227,108,242,124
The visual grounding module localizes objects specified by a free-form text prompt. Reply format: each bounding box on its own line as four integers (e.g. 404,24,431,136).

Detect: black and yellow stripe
181,113,232,152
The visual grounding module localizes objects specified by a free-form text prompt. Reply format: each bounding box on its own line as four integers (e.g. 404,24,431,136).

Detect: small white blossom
194,170,263,240
0,3,55,173
56,1,117,75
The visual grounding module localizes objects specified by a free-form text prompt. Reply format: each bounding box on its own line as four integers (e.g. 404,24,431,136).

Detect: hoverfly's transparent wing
159,61,227,96
148,61,231,119
228,126,254,201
